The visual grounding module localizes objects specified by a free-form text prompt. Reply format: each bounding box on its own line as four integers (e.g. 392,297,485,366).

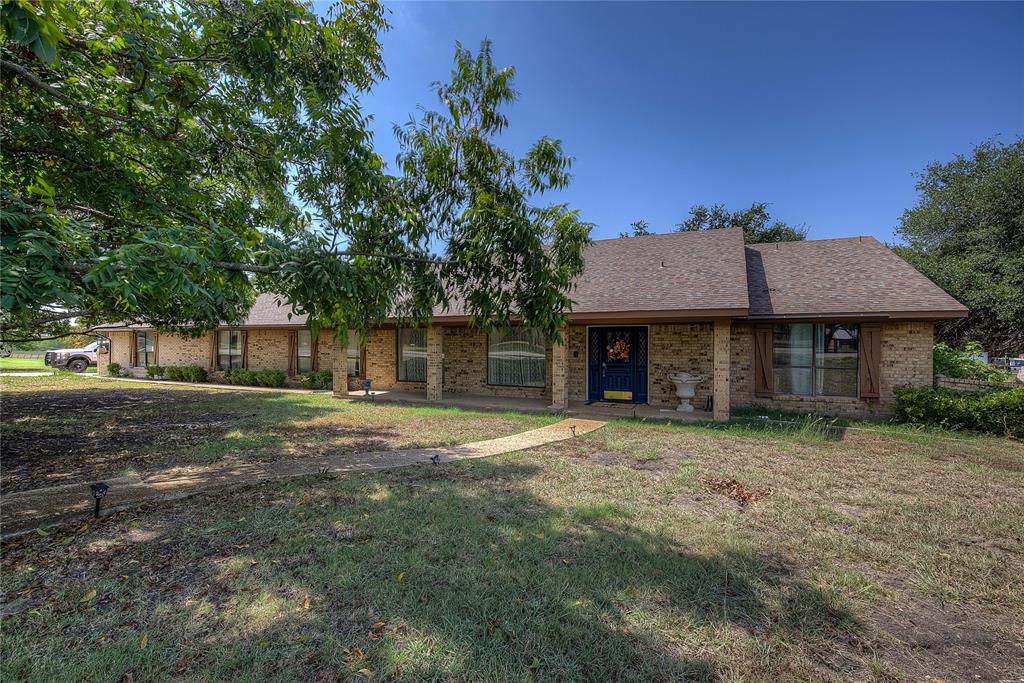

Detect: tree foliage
0,1,589,344
894,139,1024,355
933,341,1012,382
619,219,651,238
676,202,807,244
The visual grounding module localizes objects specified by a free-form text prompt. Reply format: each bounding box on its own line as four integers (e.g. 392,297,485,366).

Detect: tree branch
0,59,130,123
0,309,85,331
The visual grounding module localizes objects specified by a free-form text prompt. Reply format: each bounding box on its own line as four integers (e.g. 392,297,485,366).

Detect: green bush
893,385,1024,437
223,368,285,387
298,370,333,389
933,342,1012,382
106,362,121,376
164,364,208,383
145,365,164,378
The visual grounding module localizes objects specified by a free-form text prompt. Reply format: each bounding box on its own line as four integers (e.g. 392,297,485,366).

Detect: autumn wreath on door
606,333,630,362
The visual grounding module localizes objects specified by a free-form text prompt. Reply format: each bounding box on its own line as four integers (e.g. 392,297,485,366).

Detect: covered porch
343,388,715,422
334,318,733,421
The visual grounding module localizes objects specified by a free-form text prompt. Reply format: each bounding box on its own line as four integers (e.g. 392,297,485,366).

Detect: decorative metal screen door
587,327,648,403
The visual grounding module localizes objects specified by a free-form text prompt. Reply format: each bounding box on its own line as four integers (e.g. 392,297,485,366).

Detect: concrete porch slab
342,389,714,422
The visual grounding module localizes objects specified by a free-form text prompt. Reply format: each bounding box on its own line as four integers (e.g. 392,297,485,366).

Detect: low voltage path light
90,482,109,519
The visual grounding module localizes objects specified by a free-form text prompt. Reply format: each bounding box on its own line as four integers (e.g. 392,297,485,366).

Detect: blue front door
587,327,648,403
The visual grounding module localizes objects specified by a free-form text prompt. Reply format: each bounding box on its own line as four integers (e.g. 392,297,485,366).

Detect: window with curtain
296,330,312,373
218,330,243,370
773,323,859,397
487,328,545,387
135,332,155,367
397,328,426,382
346,331,361,377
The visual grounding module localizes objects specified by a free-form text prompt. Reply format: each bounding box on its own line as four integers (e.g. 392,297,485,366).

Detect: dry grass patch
0,374,555,493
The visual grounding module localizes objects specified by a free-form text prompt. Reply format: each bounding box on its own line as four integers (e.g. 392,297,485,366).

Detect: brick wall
316,330,336,372
363,327,425,393
244,329,290,372
731,320,934,418
99,330,132,374
563,324,715,408
442,327,552,399
730,322,754,409
361,326,554,399
103,327,338,382
566,325,588,402
158,332,212,368
648,323,715,409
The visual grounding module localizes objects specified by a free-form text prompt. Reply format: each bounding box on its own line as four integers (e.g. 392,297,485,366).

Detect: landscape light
90,482,109,519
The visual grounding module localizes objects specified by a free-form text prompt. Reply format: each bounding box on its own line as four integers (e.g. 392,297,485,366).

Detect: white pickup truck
44,340,109,373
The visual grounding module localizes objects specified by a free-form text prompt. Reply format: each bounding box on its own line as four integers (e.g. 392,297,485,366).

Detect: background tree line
620,139,1023,355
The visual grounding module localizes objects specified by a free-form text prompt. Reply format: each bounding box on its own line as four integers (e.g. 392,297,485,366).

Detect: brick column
332,333,347,397
426,325,443,401
713,319,731,422
549,330,568,411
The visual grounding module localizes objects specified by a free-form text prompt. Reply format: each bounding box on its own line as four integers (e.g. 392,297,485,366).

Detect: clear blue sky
324,1,1023,243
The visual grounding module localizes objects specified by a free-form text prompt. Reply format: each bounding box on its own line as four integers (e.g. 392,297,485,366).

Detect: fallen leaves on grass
703,477,772,506
367,621,386,640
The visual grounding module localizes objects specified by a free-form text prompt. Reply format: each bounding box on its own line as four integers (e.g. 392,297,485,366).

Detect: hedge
893,385,1023,437
164,365,208,383
106,362,121,376
298,370,333,389
223,368,286,387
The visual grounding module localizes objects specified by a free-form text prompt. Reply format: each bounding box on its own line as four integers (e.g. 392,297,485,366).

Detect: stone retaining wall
935,375,1022,392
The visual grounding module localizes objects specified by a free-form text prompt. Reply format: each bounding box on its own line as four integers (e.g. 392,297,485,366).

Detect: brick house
97,228,966,420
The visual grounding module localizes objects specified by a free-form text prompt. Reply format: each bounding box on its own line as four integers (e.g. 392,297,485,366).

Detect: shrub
164,365,208,383
145,365,164,378
893,385,1024,437
223,368,285,387
933,342,1012,382
106,362,121,376
298,370,333,389
254,369,286,387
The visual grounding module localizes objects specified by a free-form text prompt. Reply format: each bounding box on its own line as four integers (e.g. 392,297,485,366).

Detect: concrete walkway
0,418,605,538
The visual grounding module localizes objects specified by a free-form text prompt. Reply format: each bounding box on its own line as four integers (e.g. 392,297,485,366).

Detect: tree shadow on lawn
1,460,863,682
0,386,342,493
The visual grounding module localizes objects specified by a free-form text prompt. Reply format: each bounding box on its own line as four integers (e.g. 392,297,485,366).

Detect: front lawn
0,374,556,493
0,357,48,372
1,378,1021,681
0,357,96,373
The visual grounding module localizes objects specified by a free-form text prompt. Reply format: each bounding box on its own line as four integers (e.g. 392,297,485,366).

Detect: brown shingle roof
744,236,967,319
94,293,308,331
96,231,966,330
567,227,750,315
435,227,751,319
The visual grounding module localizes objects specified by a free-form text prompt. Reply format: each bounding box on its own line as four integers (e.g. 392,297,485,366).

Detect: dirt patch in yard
863,593,1024,681
1,410,235,493
0,382,552,494
556,438,696,473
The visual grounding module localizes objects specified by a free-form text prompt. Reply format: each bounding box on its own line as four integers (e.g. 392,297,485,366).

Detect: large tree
894,139,1024,355
0,1,589,344
676,202,807,243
